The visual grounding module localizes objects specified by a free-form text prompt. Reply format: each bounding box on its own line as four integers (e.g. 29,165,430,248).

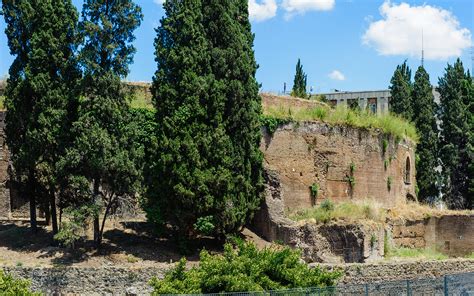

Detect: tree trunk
50,191,58,235
28,170,37,233
93,179,101,248
44,202,51,226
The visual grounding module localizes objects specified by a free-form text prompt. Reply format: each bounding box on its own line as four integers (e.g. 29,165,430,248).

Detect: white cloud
282,0,335,19
154,0,164,5
362,1,472,60
328,70,345,81
249,0,278,22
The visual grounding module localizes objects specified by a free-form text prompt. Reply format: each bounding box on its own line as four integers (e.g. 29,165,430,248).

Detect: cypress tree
148,0,263,239
389,60,413,120
291,59,307,98
2,0,80,233
59,0,143,246
412,66,439,202
466,75,474,209
438,59,471,209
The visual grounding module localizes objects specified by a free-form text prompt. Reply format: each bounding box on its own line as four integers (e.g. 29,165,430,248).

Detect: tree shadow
0,222,54,251
0,220,226,267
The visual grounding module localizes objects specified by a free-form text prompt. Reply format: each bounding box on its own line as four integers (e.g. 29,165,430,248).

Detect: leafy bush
0,270,41,295
150,240,341,294
193,216,215,236
54,205,98,248
320,199,335,212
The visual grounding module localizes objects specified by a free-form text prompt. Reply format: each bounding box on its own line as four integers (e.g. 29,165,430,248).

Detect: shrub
193,216,215,236
320,199,335,212
54,205,98,249
149,240,341,294
387,177,393,191
310,183,319,199
0,270,41,295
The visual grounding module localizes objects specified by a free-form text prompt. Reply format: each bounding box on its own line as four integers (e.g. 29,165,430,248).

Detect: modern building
316,90,391,114
316,88,440,115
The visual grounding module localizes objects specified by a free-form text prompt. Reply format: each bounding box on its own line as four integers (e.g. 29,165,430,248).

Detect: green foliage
310,183,319,199
370,234,377,248
291,59,308,98
149,240,341,293
58,0,144,246
382,139,388,155
147,0,263,238
347,162,356,189
438,59,472,209
412,66,439,203
384,159,389,171
387,176,393,191
0,270,40,296
193,216,215,236
350,162,356,174
389,60,413,120
289,200,384,224
54,204,98,248
2,0,81,232
320,199,335,212
260,115,291,135
264,104,418,142
385,247,448,260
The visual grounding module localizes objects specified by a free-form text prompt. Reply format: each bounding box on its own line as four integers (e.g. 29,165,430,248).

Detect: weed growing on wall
264,104,418,142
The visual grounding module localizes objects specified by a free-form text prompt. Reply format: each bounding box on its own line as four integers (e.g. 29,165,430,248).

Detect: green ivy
260,115,291,135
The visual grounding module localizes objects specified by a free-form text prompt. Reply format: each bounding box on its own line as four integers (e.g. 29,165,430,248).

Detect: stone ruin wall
390,215,474,257
261,121,416,211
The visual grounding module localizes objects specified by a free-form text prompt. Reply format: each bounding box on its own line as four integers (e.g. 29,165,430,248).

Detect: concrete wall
261,122,416,212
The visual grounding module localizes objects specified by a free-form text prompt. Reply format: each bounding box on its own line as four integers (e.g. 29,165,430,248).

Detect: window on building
368,98,377,114
347,99,359,110
404,157,411,184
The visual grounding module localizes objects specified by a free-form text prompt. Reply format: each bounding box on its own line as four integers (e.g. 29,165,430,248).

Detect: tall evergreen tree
148,0,263,239
389,60,413,120
438,59,471,209
291,59,307,98
466,75,474,209
2,0,80,233
59,0,143,246
412,66,439,202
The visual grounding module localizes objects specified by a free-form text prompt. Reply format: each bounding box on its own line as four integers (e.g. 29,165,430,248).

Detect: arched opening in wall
404,157,411,184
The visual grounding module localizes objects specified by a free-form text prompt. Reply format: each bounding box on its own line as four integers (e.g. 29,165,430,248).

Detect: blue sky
0,0,472,93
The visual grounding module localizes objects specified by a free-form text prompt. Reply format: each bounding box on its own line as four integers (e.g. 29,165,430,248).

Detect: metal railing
161,272,474,296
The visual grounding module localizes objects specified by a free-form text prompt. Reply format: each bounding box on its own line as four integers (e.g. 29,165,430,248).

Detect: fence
162,272,474,296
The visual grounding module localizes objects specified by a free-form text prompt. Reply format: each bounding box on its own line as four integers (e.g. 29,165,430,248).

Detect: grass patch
0,96,5,110
289,199,385,224
264,103,419,142
466,252,474,259
385,247,448,261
